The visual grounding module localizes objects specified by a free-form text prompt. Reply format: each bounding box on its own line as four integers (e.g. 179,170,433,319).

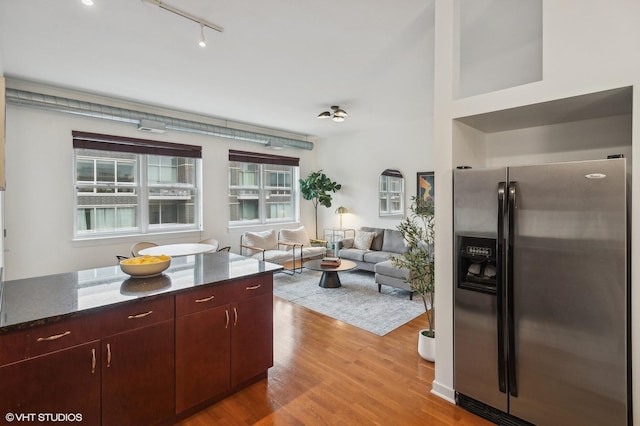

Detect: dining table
138,243,217,257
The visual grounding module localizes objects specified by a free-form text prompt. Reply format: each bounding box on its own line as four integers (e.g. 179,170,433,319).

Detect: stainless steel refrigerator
453,158,630,426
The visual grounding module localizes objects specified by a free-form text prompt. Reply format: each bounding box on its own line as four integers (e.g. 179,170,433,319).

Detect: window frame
73,131,202,239
379,169,405,217
228,150,300,227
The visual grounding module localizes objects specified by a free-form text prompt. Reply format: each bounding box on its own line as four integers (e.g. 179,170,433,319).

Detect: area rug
273,269,425,336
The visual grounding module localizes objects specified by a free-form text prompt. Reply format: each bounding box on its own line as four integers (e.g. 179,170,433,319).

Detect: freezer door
453,167,508,412
508,159,628,426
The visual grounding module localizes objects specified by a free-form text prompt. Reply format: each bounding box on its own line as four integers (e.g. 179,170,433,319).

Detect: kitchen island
0,252,281,425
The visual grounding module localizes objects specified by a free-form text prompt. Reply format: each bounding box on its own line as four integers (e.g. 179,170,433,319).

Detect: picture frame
417,171,434,205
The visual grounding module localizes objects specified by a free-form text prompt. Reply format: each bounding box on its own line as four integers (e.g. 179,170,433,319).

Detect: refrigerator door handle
497,182,507,393
507,181,518,397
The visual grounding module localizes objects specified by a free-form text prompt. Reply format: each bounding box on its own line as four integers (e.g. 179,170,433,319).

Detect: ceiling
0,0,435,143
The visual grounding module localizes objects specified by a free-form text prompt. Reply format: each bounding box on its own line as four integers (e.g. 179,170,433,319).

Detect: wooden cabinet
101,297,175,426
0,340,101,424
175,274,273,414
0,271,274,424
0,295,174,426
176,305,231,413
231,292,273,387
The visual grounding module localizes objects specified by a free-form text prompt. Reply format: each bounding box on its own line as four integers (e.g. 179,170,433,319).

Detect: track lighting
198,24,206,47
317,106,348,122
142,0,224,44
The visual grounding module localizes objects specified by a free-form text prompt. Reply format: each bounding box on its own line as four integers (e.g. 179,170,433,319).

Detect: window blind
228,149,299,167
72,131,202,158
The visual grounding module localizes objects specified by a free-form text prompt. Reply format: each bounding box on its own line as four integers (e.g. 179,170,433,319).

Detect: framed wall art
417,171,434,205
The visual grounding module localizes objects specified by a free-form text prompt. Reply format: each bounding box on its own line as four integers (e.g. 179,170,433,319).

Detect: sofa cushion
375,259,410,280
280,226,311,248
360,227,385,251
338,248,367,262
381,229,408,254
243,229,276,255
251,249,292,263
375,272,413,293
340,238,354,249
354,230,376,250
363,250,392,264
301,246,326,259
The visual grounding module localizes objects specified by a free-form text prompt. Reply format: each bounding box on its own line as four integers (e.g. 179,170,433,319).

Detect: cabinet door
175,305,231,414
230,293,273,387
102,320,174,426
0,340,101,424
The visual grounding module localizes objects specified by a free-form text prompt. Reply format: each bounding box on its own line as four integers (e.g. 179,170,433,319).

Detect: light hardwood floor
176,296,492,425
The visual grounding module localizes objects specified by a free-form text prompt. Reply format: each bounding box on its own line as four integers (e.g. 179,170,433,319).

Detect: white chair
131,241,157,257
279,226,327,272
240,229,299,274
199,238,220,253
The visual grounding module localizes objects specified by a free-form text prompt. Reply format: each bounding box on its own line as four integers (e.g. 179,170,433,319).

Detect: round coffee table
303,259,357,288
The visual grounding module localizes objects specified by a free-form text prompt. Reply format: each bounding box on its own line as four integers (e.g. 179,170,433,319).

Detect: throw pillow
341,238,354,249
279,226,311,250
242,229,276,255
354,230,376,250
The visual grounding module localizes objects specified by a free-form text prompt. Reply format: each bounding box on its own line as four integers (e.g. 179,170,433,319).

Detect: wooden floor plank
176,296,492,425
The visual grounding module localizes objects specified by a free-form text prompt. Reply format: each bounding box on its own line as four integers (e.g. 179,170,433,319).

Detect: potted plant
299,170,342,238
391,195,435,361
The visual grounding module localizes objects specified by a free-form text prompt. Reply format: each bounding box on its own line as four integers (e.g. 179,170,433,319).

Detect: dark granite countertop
0,252,282,333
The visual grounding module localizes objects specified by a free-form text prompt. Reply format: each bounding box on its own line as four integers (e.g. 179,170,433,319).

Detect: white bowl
120,255,171,277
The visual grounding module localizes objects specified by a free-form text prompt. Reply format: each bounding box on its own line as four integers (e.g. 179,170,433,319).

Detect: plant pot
417,329,435,362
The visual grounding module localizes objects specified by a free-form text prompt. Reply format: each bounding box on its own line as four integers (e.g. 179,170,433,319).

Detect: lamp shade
333,108,347,117
335,206,349,214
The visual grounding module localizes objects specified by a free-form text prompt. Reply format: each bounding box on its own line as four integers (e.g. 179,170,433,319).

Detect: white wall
314,2,436,237
456,0,542,98
484,114,633,167
314,115,434,236
4,99,317,280
434,0,640,419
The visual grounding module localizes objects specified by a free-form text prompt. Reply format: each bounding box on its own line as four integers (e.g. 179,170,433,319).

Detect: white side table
323,228,355,256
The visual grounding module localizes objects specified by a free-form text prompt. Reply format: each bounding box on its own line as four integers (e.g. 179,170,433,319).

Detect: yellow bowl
120,255,171,277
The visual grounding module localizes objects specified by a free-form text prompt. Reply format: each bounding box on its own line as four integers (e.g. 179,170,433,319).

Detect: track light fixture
317,106,348,122
142,0,224,47
198,24,206,47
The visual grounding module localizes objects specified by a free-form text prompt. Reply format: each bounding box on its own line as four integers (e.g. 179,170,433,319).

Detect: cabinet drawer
1,315,103,364
228,274,273,300
175,283,234,317
101,296,174,337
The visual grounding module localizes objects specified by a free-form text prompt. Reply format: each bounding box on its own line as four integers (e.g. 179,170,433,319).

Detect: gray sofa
337,227,413,298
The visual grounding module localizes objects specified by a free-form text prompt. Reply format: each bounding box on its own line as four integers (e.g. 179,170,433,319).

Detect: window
379,169,404,217
73,131,202,238
228,150,299,226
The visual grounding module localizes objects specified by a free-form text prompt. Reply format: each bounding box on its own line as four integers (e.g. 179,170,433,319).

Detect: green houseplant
391,196,435,359
299,170,342,238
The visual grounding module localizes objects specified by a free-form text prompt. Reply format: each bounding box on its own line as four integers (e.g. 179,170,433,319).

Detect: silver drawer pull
128,310,153,319
195,295,215,303
36,330,71,342
246,284,262,290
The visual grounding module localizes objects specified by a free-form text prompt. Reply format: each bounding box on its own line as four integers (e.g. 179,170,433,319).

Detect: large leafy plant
392,196,435,338
299,170,342,238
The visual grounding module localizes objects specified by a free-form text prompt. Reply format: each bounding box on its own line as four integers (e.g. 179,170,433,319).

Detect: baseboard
431,380,456,404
